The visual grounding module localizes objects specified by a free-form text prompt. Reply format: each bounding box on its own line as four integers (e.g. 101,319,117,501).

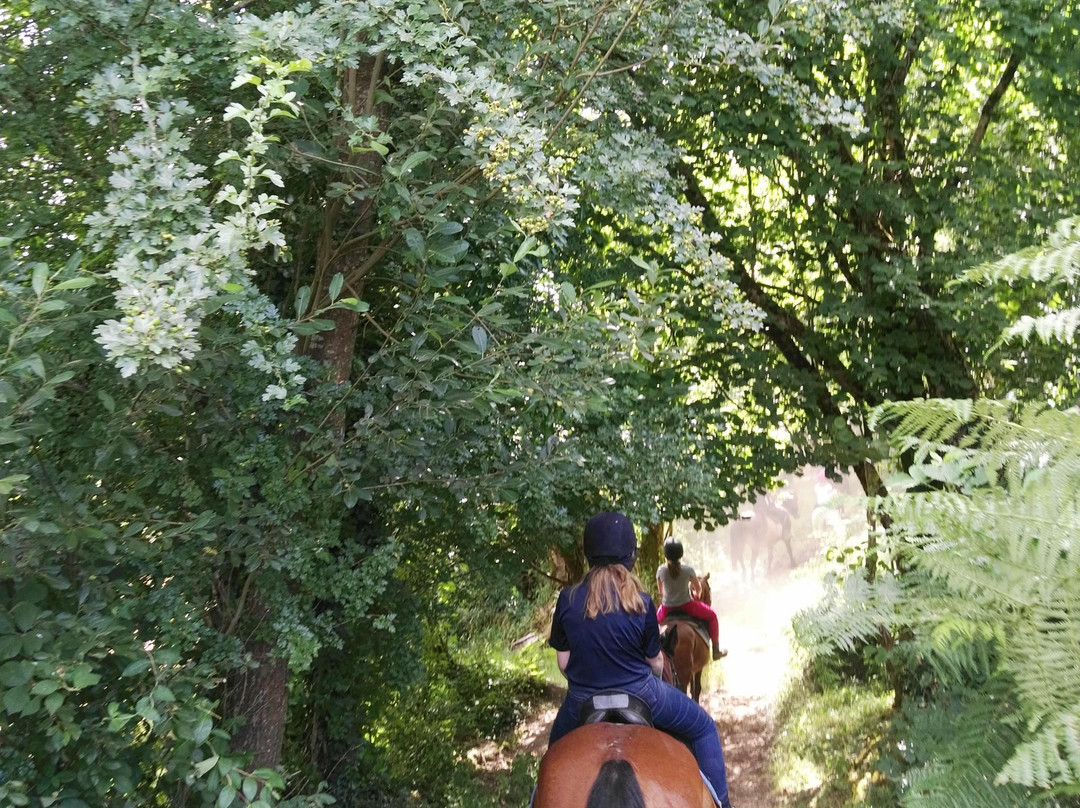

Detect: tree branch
224,572,255,636
965,49,1021,159
676,162,874,408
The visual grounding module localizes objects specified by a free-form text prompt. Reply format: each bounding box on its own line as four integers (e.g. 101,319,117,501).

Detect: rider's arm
646,652,664,678
655,575,664,600
642,596,663,678
549,591,571,680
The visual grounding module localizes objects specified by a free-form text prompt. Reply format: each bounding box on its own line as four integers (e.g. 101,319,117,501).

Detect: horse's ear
704,572,710,580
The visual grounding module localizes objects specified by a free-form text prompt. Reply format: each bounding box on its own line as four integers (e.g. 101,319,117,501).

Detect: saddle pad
662,616,711,648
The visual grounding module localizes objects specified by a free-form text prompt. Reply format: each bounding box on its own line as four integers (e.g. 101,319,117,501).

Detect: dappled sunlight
680,467,867,705
486,469,868,806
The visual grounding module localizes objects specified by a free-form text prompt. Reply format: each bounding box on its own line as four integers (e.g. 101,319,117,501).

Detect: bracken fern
798,216,1080,804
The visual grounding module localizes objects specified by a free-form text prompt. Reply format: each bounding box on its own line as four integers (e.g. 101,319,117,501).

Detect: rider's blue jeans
548,676,731,807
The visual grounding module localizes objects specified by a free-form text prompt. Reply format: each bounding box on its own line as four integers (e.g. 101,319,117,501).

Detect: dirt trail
702,569,825,807
496,568,825,808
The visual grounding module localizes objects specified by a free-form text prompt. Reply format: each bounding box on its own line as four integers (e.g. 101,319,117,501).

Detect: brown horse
729,495,797,581
659,573,713,703
534,722,715,808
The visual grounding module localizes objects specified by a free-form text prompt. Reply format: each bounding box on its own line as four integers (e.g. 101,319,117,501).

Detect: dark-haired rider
656,539,726,661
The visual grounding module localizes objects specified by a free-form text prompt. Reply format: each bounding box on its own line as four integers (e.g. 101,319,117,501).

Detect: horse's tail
585,760,646,808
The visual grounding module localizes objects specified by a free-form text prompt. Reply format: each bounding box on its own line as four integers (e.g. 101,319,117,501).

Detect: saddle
568,689,725,808
661,611,712,647
577,690,653,728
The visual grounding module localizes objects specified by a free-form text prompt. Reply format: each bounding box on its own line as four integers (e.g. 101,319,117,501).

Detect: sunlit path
701,568,828,807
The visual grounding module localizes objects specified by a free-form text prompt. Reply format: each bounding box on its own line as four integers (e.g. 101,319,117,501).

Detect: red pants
657,601,719,646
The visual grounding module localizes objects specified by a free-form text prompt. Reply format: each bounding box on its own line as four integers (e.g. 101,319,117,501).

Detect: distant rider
655,539,726,661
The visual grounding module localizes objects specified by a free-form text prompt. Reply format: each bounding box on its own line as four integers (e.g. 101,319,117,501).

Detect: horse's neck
759,501,789,522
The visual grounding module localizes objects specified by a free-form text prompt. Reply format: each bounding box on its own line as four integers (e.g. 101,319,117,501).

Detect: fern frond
898,682,1032,808
965,215,1080,287
872,398,978,456
1005,603,1080,730
861,215,1080,801
792,572,902,656
870,394,1080,796
997,707,1080,789
878,399,1080,498
1006,309,1080,345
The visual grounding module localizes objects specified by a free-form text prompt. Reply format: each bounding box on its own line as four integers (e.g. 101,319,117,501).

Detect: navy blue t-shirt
548,581,662,691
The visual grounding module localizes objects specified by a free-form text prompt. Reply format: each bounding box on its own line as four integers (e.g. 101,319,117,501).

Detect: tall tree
639,0,1080,491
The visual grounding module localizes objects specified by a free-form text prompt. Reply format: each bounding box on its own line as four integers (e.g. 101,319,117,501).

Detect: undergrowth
771,654,894,807
371,583,557,807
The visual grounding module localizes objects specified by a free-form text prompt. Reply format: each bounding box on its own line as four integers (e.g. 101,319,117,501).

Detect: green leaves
332,297,369,313
295,285,311,318
194,754,219,777
31,263,47,296
0,660,34,688
471,325,488,355
10,601,38,632
193,716,214,744
328,272,344,303
28,0,1080,806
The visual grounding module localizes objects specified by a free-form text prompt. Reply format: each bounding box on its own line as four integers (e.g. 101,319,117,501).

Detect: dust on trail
493,567,826,808
485,469,857,804
701,568,826,807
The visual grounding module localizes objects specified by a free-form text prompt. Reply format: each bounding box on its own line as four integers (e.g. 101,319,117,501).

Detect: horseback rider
547,511,733,808
656,539,727,661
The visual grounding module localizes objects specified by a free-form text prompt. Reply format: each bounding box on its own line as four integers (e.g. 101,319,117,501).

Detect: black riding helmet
663,539,684,562
583,511,638,570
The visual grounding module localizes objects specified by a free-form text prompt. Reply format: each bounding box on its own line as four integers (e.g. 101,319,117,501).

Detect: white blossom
78,51,306,403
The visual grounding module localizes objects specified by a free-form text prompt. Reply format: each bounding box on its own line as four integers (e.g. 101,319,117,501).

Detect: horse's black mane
586,759,646,808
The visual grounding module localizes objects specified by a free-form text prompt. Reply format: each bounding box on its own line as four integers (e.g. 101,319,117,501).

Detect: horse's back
536,723,712,808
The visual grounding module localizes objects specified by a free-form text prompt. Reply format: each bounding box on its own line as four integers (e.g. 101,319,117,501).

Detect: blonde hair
582,565,647,618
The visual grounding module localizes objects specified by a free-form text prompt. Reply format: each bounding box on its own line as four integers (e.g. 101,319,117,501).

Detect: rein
659,630,680,690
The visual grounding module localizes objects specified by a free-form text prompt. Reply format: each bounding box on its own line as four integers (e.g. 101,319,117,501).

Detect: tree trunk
220,52,387,773
549,544,585,585
640,522,671,601
222,600,290,769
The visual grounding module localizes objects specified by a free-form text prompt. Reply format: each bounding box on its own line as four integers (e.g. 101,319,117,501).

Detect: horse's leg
691,670,701,703
678,662,691,697
783,527,796,567
674,626,693,697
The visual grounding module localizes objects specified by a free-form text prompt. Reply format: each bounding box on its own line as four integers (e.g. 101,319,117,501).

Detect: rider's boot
711,644,728,661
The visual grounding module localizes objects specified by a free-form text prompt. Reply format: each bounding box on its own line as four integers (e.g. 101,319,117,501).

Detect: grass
771,662,894,808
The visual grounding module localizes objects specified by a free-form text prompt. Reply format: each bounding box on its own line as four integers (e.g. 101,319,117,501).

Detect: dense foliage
794,219,1080,805
3,0,1078,804
0,0,811,803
